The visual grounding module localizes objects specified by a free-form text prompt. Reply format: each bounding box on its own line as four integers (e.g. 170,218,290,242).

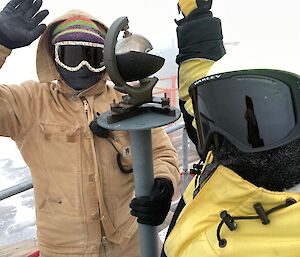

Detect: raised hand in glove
0,0,49,49
130,178,174,226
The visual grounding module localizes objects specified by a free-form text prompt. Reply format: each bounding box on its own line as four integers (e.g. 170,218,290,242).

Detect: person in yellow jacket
0,0,180,256
161,0,300,256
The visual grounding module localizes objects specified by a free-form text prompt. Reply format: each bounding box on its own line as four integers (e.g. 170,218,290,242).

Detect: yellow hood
36,9,108,84
165,165,300,257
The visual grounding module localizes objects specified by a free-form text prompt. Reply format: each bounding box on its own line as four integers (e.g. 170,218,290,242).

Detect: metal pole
182,127,188,172
164,122,184,134
130,129,159,257
182,127,190,191
97,109,181,257
0,180,33,201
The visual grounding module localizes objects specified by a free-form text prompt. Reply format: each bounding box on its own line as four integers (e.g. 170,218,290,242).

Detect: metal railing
165,122,189,172
0,122,190,201
0,179,33,201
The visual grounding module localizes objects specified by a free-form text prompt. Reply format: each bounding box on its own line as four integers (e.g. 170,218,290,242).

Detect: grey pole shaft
130,129,159,257
182,127,190,191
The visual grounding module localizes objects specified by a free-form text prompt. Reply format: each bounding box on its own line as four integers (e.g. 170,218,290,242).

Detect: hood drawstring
217,198,297,248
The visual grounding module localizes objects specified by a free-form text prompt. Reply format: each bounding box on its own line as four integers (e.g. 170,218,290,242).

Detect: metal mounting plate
97,108,181,131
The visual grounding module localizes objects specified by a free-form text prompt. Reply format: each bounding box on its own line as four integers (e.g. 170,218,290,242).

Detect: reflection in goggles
245,95,264,147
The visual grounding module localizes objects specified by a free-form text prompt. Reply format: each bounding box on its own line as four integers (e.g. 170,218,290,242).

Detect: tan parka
0,10,180,257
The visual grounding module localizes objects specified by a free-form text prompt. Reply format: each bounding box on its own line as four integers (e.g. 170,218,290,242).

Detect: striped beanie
52,17,107,45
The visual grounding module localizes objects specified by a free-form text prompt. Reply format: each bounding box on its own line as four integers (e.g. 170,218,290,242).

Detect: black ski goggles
54,41,105,72
189,69,300,156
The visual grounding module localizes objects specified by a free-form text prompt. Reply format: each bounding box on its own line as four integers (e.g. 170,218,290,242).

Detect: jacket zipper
81,96,104,249
101,236,110,256
79,96,90,244
81,97,89,117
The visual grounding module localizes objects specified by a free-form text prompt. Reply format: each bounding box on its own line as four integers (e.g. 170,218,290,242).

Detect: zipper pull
84,100,89,114
80,97,89,114
101,236,108,254
101,236,107,244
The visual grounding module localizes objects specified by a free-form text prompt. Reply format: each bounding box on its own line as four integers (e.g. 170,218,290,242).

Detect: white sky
0,0,299,84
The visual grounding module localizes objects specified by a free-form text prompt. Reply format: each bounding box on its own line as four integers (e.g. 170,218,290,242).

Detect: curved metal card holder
103,16,176,123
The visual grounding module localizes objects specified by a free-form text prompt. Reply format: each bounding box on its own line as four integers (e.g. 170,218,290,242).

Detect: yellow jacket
164,164,300,257
0,10,180,257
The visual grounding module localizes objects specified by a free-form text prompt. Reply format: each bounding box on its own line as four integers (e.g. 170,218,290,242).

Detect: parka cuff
176,12,226,64
0,45,12,68
154,166,181,194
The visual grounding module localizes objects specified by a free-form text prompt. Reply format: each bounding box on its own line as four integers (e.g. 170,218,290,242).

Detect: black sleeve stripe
179,99,198,146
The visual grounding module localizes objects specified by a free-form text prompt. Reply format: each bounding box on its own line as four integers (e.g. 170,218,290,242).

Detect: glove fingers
131,210,162,223
130,205,158,216
26,0,42,18
17,0,34,13
130,197,154,208
4,0,23,10
137,212,165,226
28,23,46,43
31,9,48,26
129,179,174,227
136,218,157,226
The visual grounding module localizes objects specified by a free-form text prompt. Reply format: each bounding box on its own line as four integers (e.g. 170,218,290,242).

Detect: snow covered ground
0,137,36,247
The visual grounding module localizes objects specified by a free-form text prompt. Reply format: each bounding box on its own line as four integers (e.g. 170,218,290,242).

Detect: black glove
0,0,49,49
89,118,110,138
130,178,174,226
196,0,212,13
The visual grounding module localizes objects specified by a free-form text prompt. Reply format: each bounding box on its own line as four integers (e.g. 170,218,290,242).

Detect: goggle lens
57,45,104,69
189,70,300,153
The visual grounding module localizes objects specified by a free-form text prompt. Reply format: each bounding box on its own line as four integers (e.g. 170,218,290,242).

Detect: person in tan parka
0,0,180,256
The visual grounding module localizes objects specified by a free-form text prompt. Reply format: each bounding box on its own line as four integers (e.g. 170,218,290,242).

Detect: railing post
182,127,188,172
182,127,190,191
0,180,33,201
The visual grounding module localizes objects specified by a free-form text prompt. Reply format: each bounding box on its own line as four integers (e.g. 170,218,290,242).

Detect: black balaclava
213,138,300,191
55,64,103,91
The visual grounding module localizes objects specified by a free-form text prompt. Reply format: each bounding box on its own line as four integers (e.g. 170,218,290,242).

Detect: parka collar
54,73,109,99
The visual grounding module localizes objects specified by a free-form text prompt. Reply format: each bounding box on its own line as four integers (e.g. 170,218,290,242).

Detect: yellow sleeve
178,0,198,16
178,59,215,118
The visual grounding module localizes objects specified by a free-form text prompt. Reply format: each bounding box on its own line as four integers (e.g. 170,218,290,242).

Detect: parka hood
36,9,109,94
